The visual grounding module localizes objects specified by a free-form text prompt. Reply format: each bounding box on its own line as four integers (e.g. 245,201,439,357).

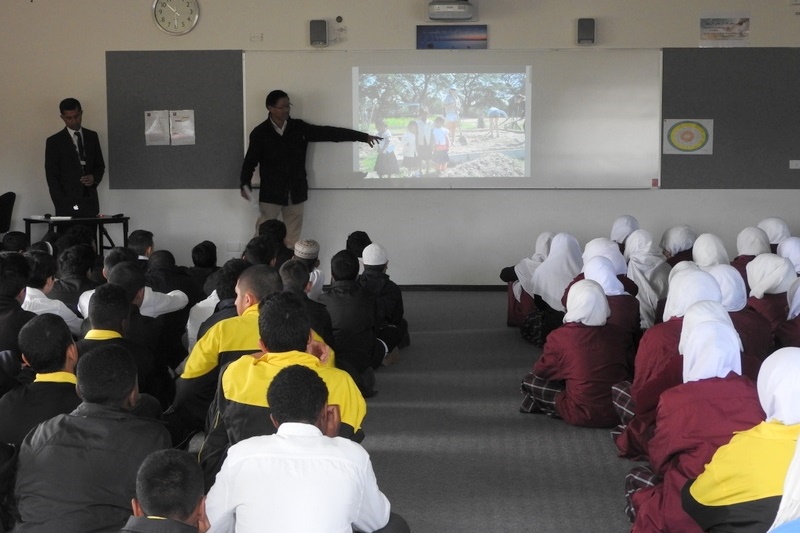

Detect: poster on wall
699,13,750,47
416,25,488,50
663,119,714,155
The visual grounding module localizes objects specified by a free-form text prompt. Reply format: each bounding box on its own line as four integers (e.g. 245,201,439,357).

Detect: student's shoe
382,347,400,367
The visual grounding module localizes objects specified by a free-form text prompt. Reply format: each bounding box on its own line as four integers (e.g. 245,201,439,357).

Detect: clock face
153,0,199,35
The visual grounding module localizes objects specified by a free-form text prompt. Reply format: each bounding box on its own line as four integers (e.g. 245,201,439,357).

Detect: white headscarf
610,215,640,245
678,299,742,357
563,279,610,326
787,278,800,320
681,320,743,383
757,347,800,425
582,237,627,275
737,226,771,257
707,264,748,312
778,237,800,273
758,217,792,246
668,260,699,283
693,233,730,271
584,256,626,296
660,225,697,257
663,269,722,321
625,229,670,328
531,232,583,312
514,231,555,299
746,253,797,299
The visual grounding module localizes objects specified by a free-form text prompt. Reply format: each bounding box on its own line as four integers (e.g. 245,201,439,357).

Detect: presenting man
45,98,105,216
240,89,381,247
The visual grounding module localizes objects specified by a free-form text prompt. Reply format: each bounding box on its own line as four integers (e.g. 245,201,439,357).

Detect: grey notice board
106,50,243,189
662,48,800,189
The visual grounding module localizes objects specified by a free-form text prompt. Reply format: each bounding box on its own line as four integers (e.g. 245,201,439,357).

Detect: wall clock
153,0,199,35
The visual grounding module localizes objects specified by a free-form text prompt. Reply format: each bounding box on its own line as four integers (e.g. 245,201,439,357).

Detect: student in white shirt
22,251,83,336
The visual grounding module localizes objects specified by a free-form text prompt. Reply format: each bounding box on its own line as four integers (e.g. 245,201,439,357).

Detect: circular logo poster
663,119,713,155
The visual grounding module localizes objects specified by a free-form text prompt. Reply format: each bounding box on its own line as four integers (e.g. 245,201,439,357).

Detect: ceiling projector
428,1,475,21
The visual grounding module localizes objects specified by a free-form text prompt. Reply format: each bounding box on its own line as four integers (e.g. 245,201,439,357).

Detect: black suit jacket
45,127,105,216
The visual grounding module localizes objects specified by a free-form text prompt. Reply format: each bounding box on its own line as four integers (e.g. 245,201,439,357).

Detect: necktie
74,131,86,162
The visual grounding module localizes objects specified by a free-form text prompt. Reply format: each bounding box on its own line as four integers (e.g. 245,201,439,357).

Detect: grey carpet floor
361,291,634,533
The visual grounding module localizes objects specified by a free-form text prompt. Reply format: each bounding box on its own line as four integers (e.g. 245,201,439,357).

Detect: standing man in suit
45,98,105,217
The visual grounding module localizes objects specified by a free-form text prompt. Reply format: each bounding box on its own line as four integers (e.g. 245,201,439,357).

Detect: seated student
625,229,671,329
199,291,366,488
128,229,155,270
583,256,641,352
77,282,172,409
520,279,633,428
610,214,640,255
779,236,800,275
759,216,792,253
280,258,336,350
121,449,209,533
626,319,764,532
682,348,800,533
1,231,29,253
692,233,730,272
171,265,282,431
258,219,293,269
731,226,771,293
205,364,406,533
0,314,82,447
748,253,798,336
505,231,553,327
708,264,773,362
183,240,219,295
293,239,324,302
614,269,722,460
320,250,386,394
659,224,697,267
21,250,83,336
346,230,372,273
47,243,100,315
14,345,171,532
529,232,583,341
359,243,410,352
186,258,250,353
0,253,35,394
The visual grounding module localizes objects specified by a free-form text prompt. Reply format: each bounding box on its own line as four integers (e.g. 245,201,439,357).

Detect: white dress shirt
185,290,220,351
78,286,188,319
205,422,390,533
308,268,325,302
23,287,84,336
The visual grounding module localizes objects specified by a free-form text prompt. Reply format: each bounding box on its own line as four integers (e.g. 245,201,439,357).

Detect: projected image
356,71,528,179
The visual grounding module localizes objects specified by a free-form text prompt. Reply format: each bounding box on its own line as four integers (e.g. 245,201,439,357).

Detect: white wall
2,1,799,284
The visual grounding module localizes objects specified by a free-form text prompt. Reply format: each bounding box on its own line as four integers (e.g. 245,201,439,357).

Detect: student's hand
80,174,95,186
307,338,331,364
364,135,382,147
322,404,341,437
240,185,251,200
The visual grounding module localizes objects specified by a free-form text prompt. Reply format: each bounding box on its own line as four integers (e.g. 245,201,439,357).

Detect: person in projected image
431,116,450,175
240,90,382,248
442,86,462,140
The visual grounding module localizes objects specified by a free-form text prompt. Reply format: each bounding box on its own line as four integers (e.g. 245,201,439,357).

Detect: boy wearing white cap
359,243,410,356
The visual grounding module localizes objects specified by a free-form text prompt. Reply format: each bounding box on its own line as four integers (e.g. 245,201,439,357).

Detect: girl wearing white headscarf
625,229,671,329
530,232,582,312
692,233,730,272
520,280,633,428
610,215,640,254
778,237,800,274
759,217,792,253
584,256,641,345
512,231,554,301
776,278,800,349
731,226,771,292
559,237,638,309
660,225,698,267
629,319,763,533
747,253,798,334
684,348,800,533
708,264,773,363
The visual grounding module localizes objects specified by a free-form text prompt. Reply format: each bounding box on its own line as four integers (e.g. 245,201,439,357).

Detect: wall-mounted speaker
310,19,328,47
577,18,595,45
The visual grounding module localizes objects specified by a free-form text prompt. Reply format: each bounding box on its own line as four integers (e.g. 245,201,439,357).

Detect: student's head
147,249,176,271
76,344,138,408
407,121,418,133
243,236,276,266
279,259,311,294
234,264,282,315
215,258,250,300
59,98,83,130
362,243,389,273
258,219,288,244
0,252,29,300
293,239,320,271
54,225,96,257
88,283,130,332
103,246,138,278
265,89,289,109
191,240,217,269
346,231,372,259
434,116,445,127
18,314,76,374
258,291,310,353
267,364,328,426
330,250,359,281
107,261,146,305
128,229,154,257
57,243,95,277
2,231,29,253
133,449,206,526
24,250,57,291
